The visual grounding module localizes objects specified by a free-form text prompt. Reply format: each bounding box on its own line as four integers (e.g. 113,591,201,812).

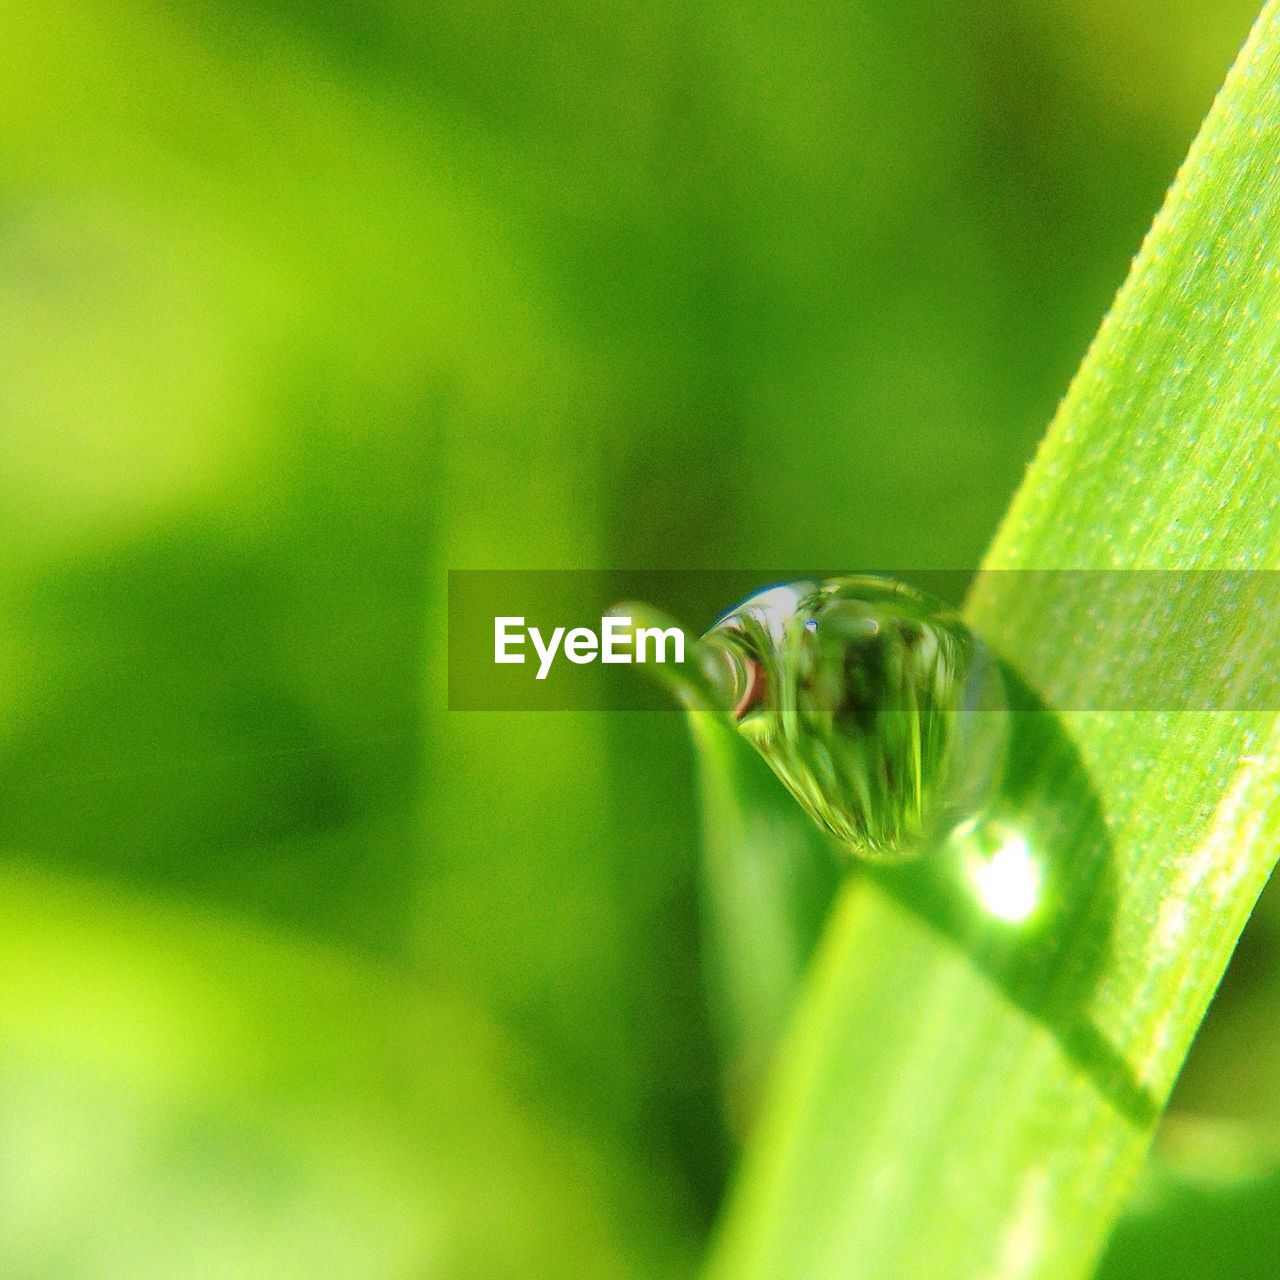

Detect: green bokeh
0,1,1268,1275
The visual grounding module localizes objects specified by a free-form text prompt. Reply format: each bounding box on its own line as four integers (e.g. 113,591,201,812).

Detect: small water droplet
947,815,1042,923
698,576,1007,862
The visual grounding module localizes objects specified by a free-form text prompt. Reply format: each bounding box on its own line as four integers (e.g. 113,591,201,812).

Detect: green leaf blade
705,5,1280,1278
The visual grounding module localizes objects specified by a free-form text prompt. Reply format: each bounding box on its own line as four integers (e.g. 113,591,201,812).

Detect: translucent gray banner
447,570,1280,711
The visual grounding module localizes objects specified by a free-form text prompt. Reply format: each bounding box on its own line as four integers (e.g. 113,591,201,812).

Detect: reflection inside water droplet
696,576,1008,862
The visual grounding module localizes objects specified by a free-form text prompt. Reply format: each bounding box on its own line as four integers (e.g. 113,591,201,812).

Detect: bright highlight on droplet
963,823,1041,923
741,584,807,642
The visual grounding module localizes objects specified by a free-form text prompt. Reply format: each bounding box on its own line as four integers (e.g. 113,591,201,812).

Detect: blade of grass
689,711,839,1138
704,5,1280,1279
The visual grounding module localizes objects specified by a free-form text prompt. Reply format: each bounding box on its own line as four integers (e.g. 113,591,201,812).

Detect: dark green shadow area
868,664,1160,1128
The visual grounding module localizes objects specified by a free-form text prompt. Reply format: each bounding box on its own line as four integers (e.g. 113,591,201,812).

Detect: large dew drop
698,576,1006,861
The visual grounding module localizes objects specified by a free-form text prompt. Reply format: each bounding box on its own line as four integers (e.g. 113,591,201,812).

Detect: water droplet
947,816,1041,923
698,576,1006,862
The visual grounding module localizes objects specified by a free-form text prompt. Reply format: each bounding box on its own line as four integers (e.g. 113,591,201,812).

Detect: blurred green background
0,1,1274,1276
